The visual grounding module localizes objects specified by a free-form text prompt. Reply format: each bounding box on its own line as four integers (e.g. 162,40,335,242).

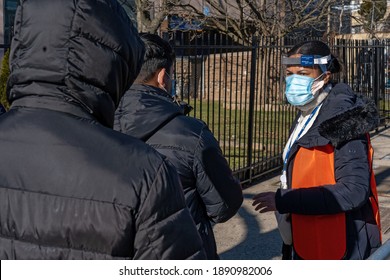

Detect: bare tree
356,0,388,37
170,0,341,42
120,0,343,41
119,0,180,33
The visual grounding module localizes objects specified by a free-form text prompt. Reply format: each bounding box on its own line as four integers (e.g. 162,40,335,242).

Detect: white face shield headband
281,54,331,73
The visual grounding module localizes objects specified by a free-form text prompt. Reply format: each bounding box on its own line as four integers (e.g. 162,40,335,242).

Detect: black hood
319,92,379,147
7,0,145,127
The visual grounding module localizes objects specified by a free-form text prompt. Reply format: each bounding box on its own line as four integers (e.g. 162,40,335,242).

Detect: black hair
136,33,176,83
287,40,342,73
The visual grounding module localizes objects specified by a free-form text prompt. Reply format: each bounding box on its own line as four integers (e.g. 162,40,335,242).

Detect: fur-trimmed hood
319,93,379,147
297,83,380,148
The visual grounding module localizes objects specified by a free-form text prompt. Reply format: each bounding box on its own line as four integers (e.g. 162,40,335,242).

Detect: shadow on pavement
216,193,282,260
375,166,390,195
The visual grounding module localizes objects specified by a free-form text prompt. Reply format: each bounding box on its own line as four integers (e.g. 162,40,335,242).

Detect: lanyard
282,105,321,172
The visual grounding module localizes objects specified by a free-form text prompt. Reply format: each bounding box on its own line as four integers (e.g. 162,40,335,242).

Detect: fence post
372,40,379,108
245,36,258,182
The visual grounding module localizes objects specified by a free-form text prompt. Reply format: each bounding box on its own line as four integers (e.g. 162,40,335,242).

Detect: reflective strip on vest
291,144,347,260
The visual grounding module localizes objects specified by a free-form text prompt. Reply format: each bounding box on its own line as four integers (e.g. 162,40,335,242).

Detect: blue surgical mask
285,74,317,106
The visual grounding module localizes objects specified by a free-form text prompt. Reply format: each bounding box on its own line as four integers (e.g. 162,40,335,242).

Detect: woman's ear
323,71,331,84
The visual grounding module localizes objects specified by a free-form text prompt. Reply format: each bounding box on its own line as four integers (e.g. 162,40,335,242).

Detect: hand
252,191,277,213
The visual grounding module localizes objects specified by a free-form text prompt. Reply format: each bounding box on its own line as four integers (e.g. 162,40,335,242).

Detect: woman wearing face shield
252,40,382,260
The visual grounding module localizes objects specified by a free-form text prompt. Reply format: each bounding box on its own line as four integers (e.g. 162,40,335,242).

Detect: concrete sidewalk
214,127,390,260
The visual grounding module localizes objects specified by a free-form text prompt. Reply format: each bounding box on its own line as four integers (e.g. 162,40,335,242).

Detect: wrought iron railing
169,33,390,184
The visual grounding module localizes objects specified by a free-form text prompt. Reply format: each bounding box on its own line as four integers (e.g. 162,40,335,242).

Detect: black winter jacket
114,84,243,259
276,83,381,259
0,0,205,260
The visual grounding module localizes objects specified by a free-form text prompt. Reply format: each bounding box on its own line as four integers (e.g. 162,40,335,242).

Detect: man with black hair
115,33,243,259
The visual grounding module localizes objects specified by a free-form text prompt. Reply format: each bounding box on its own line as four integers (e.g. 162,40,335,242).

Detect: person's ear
157,68,167,89
323,71,331,84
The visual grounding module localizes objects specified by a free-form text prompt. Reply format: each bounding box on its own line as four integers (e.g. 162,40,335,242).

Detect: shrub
0,48,11,110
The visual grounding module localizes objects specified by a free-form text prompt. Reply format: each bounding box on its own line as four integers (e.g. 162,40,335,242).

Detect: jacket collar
296,83,379,148
115,84,184,141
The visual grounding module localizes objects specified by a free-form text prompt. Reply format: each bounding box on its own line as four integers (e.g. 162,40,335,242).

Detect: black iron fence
1,36,389,184
169,33,390,184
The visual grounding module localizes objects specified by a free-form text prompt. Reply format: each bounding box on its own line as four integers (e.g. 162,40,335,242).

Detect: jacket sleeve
276,137,371,215
193,125,243,223
133,159,206,260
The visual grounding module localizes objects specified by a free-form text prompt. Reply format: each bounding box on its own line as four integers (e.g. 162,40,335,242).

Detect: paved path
214,127,390,259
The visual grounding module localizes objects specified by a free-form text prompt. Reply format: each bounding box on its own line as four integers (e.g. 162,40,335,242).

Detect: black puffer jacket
114,84,243,259
276,83,381,259
0,0,205,260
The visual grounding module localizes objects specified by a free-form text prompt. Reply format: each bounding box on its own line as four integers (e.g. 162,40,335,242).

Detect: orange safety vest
290,136,381,260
